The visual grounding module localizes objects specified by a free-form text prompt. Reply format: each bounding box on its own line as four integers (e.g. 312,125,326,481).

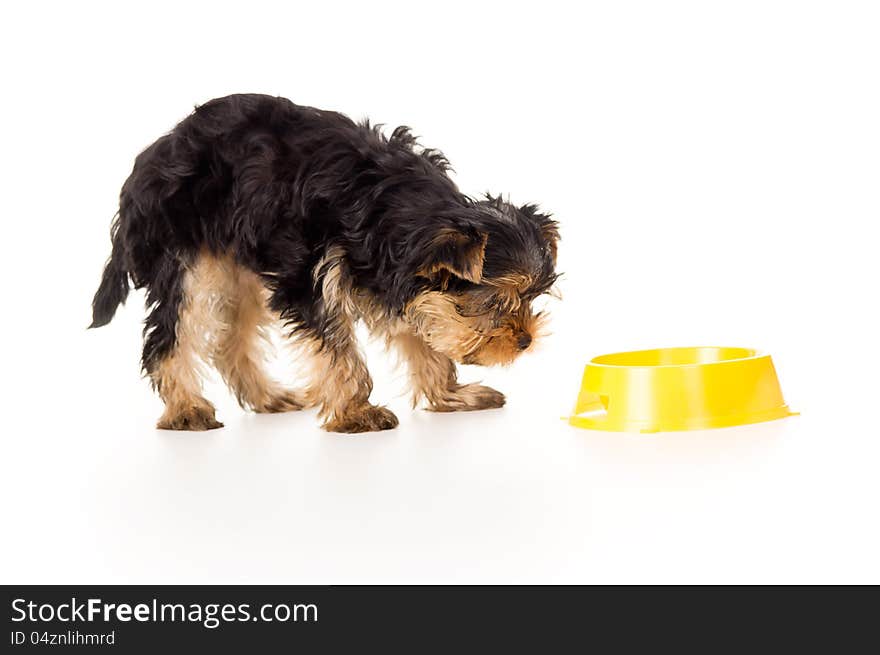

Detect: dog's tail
89,216,130,328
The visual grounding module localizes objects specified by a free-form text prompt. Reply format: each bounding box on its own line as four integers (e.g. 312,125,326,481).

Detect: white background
1,1,878,583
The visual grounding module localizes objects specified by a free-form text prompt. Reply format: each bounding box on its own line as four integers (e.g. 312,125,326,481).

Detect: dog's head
404,196,559,366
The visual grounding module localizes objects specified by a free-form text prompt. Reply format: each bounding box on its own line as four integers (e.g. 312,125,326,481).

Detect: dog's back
106,95,350,297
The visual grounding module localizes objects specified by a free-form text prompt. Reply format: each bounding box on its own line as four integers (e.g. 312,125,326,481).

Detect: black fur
91,94,558,373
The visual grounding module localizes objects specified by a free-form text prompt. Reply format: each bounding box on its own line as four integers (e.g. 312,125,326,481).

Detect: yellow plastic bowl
568,346,796,433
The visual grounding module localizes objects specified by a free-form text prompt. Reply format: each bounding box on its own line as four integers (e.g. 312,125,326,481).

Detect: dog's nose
517,333,532,351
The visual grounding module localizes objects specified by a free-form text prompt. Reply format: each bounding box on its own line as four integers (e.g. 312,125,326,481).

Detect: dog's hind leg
144,253,223,431
212,260,306,413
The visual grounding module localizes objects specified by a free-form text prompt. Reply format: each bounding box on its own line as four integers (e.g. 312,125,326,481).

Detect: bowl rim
589,345,766,369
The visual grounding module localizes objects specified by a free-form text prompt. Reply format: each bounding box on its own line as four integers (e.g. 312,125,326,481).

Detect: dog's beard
404,290,543,366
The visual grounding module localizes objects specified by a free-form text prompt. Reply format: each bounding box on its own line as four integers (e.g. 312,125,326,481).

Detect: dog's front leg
393,331,506,412
296,247,398,433
305,332,398,433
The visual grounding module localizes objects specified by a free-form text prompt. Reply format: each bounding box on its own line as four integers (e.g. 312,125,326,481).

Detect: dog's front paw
429,384,506,412
324,404,399,433
157,405,224,431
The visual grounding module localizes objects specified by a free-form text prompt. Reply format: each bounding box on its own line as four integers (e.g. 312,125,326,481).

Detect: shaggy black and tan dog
91,94,559,432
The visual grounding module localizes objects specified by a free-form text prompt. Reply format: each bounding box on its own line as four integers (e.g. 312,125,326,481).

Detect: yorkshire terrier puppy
91,94,559,432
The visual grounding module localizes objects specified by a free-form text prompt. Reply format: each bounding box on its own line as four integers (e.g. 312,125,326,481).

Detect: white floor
3,299,879,584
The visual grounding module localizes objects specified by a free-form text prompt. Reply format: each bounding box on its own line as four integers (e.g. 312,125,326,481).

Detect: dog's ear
417,226,487,286
520,203,559,263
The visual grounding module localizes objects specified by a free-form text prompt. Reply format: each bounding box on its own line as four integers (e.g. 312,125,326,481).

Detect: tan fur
303,248,397,432
403,289,540,366
416,229,487,283
392,330,505,411
210,257,305,413
542,223,560,264
151,251,306,430
151,254,224,430
404,291,485,362
484,273,534,312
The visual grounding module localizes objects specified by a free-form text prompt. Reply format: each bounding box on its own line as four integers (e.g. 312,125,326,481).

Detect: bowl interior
591,346,757,367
